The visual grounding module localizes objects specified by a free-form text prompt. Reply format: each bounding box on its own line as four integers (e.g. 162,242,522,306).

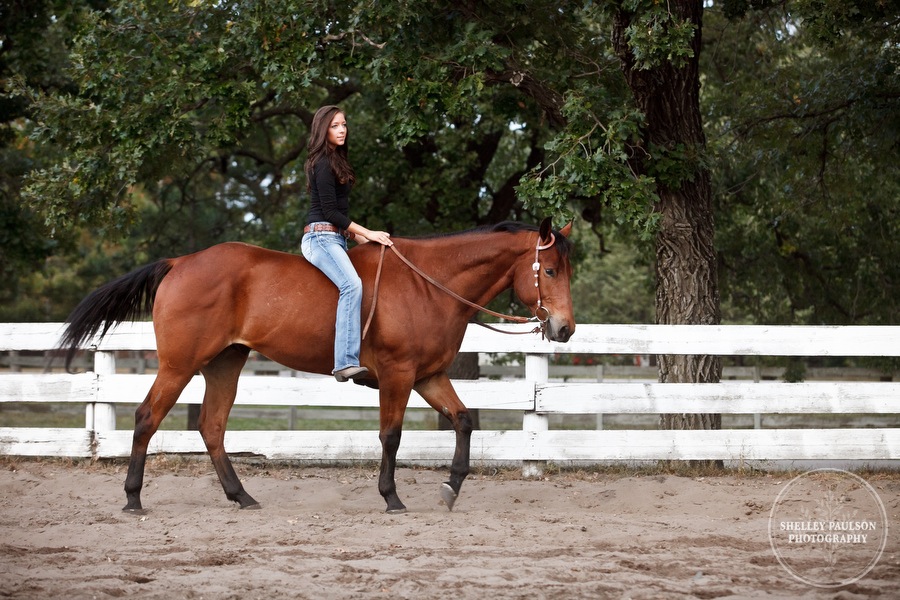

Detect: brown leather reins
362,234,556,340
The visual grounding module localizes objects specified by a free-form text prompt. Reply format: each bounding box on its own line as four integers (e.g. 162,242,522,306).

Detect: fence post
281,369,298,430
87,351,117,437
594,363,604,431
522,353,549,478
753,365,762,429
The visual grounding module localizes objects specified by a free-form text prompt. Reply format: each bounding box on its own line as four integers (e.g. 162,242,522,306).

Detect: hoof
240,502,262,510
123,507,148,516
385,507,407,515
440,482,459,511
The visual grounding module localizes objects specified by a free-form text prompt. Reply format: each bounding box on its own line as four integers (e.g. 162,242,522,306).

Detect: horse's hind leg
198,344,259,509
414,374,473,511
124,368,194,512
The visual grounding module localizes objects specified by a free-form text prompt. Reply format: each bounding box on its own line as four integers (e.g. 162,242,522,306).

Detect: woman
301,105,393,383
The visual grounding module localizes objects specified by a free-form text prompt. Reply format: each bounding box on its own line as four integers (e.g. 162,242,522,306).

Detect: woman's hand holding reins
349,223,393,246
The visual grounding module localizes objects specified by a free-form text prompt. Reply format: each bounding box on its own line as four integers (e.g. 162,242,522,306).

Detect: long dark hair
305,105,355,192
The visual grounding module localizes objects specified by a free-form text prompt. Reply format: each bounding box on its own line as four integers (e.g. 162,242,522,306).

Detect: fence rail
1,323,899,471
6,352,896,383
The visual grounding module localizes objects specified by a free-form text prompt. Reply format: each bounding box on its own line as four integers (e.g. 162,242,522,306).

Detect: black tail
58,260,174,371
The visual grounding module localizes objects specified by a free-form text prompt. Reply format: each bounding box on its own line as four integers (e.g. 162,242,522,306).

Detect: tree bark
613,1,722,434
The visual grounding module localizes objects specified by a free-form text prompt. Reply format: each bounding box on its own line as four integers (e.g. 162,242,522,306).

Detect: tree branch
482,67,567,129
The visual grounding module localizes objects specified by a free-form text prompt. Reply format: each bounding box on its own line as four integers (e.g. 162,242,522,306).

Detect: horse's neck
405,235,522,305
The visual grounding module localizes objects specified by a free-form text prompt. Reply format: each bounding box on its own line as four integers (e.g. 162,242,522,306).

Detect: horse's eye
544,268,556,278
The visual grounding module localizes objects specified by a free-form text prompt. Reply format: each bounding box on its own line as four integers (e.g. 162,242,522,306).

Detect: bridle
363,232,558,339
531,232,556,325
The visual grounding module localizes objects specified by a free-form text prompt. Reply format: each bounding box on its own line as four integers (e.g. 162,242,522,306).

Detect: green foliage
704,1,900,324
23,1,587,240
620,0,698,69
0,0,109,319
568,221,656,324
4,0,898,329
23,1,301,231
517,95,661,238
794,0,899,44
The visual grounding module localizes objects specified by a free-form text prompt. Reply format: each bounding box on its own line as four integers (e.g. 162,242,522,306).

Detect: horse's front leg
377,378,413,514
414,373,473,511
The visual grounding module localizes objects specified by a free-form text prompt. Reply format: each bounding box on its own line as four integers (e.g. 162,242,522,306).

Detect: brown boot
334,366,369,382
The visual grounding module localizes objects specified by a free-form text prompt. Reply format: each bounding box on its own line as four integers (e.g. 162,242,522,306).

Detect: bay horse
58,218,575,513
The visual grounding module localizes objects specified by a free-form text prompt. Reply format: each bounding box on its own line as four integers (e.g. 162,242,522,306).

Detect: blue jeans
301,225,363,373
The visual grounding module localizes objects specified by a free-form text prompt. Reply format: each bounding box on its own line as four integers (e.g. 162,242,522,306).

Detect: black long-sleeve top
306,156,352,230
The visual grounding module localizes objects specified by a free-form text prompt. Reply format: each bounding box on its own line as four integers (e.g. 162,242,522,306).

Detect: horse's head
513,218,576,343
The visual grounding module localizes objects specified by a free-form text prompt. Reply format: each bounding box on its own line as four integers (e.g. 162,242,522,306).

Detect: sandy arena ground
0,457,897,599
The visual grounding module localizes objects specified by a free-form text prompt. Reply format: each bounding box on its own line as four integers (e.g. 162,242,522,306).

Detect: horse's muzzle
546,319,573,343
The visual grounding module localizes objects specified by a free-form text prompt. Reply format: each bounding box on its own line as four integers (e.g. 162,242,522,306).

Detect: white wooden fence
1,323,899,473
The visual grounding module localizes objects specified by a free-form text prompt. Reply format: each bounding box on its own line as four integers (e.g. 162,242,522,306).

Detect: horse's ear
539,217,553,243
559,221,573,238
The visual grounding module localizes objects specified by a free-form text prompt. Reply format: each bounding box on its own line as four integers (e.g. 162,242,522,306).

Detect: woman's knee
340,274,363,297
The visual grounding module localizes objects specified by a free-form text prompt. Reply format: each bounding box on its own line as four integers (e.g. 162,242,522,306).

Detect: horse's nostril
557,325,571,342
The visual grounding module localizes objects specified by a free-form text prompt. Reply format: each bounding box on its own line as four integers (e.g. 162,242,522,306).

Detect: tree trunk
613,1,722,435
187,404,200,431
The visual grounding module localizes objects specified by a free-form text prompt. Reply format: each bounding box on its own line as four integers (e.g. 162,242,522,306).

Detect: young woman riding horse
301,105,393,383
59,218,575,513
